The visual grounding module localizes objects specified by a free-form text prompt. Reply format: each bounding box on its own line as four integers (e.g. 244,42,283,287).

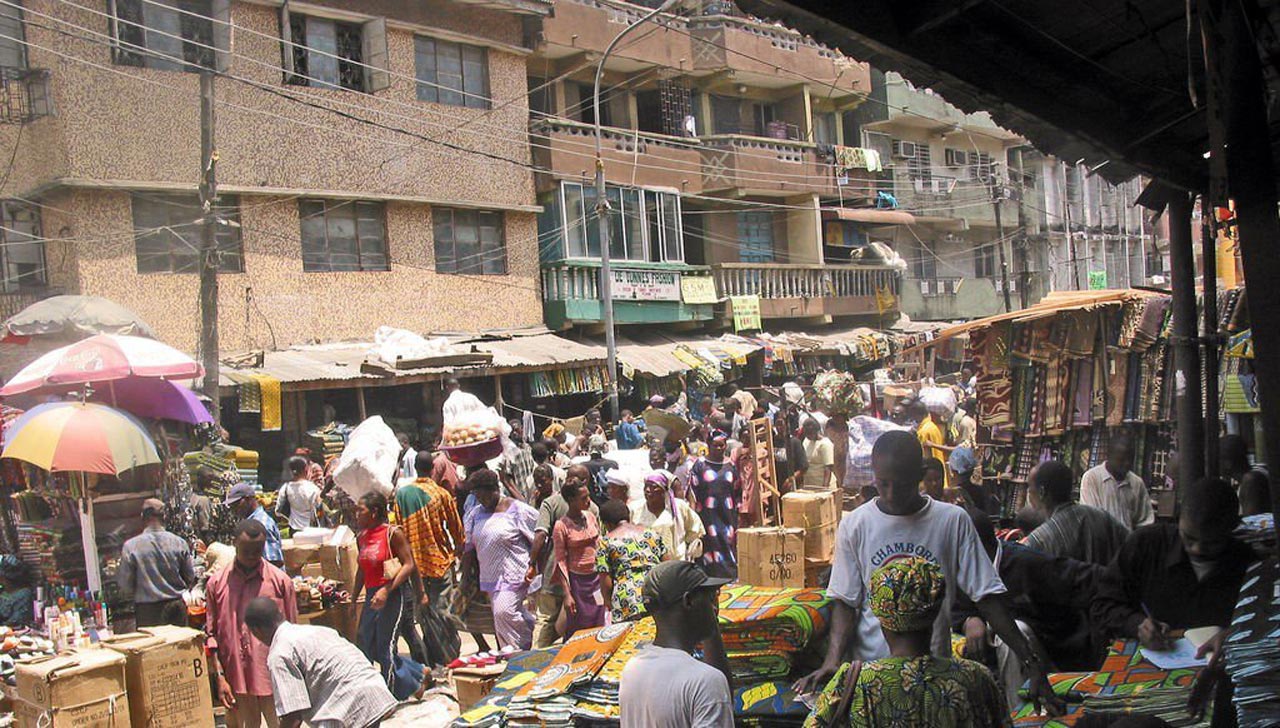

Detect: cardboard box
318,541,359,592
781,490,839,560
453,663,505,710
737,527,804,588
15,648,131,728
102,626,214,728
282,539,321,573
300,562,324,579
804,557,831,588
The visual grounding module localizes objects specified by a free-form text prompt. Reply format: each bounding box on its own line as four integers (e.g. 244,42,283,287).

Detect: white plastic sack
370,326,455,365
843,415,909,489
331,415,399,500
441,387,515,459
918,386,957,416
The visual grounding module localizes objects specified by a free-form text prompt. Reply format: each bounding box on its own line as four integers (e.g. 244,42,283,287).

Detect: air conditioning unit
892,140,919,159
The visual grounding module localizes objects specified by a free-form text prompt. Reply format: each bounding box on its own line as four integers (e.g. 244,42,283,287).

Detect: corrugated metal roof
219,332,605,390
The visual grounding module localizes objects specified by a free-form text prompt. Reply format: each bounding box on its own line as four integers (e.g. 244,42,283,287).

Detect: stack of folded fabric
227,447,260,489
569,618,656,711
183,450,236,491
718,584,832,655
305,423,351,461
1224,558,1280,727
733,680,812,727
452,647,558,728
504,623,634,726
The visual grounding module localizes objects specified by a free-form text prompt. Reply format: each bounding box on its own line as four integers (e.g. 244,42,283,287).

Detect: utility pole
1063,164,1081,289
991,176,1012,312
1013,149,1031,308
199,70,220,425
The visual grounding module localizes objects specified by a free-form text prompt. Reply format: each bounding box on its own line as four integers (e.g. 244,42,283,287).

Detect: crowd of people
97,372,1271,727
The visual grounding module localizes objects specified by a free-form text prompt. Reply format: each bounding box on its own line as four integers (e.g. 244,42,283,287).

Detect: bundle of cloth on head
806,370,866,416
918,385,957,416
844,415,909,489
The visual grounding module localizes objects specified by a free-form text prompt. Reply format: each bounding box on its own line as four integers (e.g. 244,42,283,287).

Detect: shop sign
611,269,681,301
1088,270,1108,290
731,295,762,332
681,276,719,304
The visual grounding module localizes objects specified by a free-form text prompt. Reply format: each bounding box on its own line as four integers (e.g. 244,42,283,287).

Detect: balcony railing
715,262,900,300
0,286,57,320
702,135,846,195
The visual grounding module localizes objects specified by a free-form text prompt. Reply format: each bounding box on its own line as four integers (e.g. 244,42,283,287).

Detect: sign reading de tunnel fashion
610,269,682,301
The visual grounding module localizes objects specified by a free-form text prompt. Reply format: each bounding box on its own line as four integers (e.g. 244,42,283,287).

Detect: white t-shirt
277,479,321,532
619,645,732,728
827,496,1006,661
801,437,835,489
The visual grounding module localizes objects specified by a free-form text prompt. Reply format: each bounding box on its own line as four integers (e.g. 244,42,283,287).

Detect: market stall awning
613,334,764,379
218,331,606,392
821,208,917,226
900,289,1169,354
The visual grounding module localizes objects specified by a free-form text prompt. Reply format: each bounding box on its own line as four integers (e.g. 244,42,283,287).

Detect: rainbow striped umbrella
2,401,161,475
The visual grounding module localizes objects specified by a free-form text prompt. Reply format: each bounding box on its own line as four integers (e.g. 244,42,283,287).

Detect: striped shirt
1079,465,1154,531
1022,503,1129,566
395,478,463,580
267,622,397,728
117,525,196,604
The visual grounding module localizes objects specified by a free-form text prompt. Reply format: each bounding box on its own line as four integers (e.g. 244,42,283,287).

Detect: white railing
713,263,900,300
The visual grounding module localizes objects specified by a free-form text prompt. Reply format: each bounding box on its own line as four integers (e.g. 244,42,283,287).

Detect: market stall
907,290,1181,520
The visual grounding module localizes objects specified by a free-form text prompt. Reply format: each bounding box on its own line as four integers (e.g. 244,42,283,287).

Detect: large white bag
331,415,399,500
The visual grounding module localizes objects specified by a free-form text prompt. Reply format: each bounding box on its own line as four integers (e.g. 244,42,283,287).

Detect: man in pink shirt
207,519,298,728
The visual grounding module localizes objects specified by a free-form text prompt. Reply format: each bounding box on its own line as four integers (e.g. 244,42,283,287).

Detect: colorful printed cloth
451,647,558,727
595,617,656,687
735,680,810,719
594,529,668,622
868,556,944,633
802,656,1011,728
717,584,831,653
516,622,634,700
690,457,739,579
727,650,793,682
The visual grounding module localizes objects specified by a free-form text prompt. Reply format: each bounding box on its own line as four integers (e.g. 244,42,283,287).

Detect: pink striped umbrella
0,334,202,397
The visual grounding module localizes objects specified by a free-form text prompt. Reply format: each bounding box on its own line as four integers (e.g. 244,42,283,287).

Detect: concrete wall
0,0,534,209
40,189,542,353
899,277,1003,321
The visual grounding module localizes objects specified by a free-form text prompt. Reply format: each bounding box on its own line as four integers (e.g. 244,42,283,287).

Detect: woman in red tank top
353,491,428,701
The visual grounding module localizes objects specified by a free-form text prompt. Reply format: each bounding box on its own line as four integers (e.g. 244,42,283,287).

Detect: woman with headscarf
733,421,761,527
0,556,34,626
595,499,670,623
552,480,605,637
352,492,429,701
947,447,996,514
689,430,740,579
631,470,705,562
463,469,539,649
802,556,1009,728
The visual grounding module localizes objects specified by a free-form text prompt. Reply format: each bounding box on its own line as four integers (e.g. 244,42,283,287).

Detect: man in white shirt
245,597,397,728
276,457,321,533
396,432,417,483
1079,435,1154,531
799,417,835,490
794,431,1062,716
620,561,733,728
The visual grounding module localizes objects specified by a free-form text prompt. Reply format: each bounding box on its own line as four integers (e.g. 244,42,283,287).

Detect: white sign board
611,269,681,301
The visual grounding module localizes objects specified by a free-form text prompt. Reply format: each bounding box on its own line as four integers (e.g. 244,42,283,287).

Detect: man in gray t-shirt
528,464,597,647
620,561,733,727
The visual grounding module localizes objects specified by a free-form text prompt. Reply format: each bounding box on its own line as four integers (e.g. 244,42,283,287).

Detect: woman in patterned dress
595,499,670,623
803,556,1009,728
462,469,539,650
689,430,740,580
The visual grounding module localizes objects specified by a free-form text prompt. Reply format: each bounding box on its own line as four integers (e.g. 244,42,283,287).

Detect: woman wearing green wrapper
802,556,1009,728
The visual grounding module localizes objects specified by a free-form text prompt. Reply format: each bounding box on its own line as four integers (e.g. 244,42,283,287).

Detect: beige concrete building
0,0,550,353
529,0,903,331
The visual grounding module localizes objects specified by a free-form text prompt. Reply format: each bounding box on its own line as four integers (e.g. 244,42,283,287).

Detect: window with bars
111,0,227,72
281,9,388,93
433,207,506,275
415,36,489,108
906,143,933,183
299,199,388,272
0,200,44,290
132,193,243,274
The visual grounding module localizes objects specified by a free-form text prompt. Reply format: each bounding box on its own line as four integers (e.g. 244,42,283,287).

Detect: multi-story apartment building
850,70,1035,320
528,0,904,332
0,0,551,353
850,71,1165,320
